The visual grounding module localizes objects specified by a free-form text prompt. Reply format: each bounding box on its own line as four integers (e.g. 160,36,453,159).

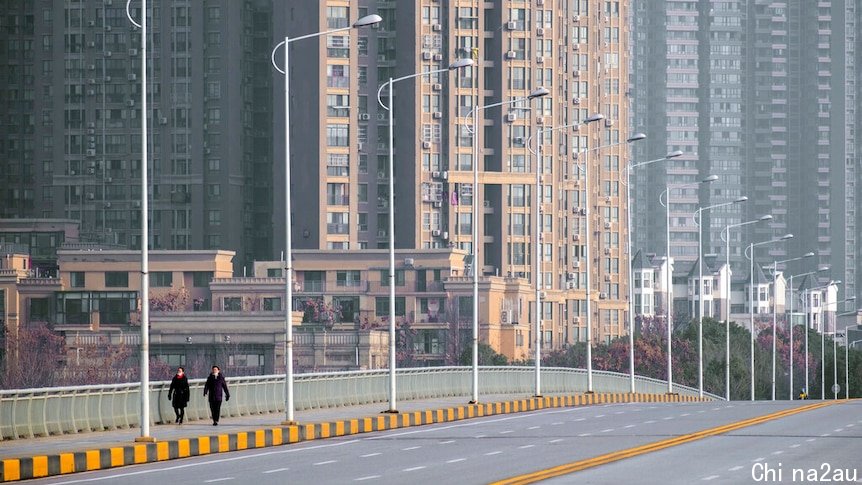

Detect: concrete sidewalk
0,392,706,482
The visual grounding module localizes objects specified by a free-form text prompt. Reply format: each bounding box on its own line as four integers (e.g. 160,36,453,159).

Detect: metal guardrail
0,367,718,440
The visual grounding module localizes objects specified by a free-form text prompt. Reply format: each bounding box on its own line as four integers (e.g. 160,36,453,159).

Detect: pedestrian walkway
0,392,706,482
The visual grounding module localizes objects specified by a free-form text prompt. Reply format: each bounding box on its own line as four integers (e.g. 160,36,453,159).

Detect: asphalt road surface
32,400,860,485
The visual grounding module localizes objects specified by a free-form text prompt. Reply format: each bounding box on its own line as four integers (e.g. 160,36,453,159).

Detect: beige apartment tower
276,1,632,348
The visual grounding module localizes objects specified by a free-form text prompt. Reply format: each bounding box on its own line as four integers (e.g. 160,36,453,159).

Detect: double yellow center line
492,401,838,485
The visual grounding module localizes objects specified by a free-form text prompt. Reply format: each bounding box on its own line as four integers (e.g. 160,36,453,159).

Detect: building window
192,271,213,287
380,269,406,286
337,270,361,287
375,296,406,316
326,124,349,147
105,271,129,288
223,297,242,311
267,268,283,277
263,297,282,311
70,272,85,288
151,272,173,287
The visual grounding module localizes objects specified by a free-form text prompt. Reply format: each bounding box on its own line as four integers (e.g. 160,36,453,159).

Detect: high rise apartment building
0,0,274,271
279,1,634,346
631,0,860,304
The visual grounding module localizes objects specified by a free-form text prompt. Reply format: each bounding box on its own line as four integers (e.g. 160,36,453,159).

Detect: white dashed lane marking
361,453,381,458
499,430,513,434
518,445,535,449
729,466,743,472
702,475,720,481
549,438,565,443
446,458,466,464
354,476,381,482
528,426,541,430
262,468,289,474
485,451,503,456
314,460,337,466
403,466,426,472
438,440,455,445
402,446,421,451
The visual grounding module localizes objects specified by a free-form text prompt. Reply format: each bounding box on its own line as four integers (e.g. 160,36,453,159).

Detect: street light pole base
469,400,479,404
665,392,679,396
134,436,156,443
381,409,399,414
584,390,595,395
280,420,298,426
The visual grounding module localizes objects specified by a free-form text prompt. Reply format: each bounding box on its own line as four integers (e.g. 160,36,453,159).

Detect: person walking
203,365,230,425
167,366,190,424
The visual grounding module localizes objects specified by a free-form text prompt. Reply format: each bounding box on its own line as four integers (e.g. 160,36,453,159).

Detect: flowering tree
0,322,65,389
149,288,191,312
300,297,342,328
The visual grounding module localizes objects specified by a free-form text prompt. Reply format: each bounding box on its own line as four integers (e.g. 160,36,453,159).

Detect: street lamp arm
125,0,142,28
466,98,532,135
377,67,453,110
270,41,287,74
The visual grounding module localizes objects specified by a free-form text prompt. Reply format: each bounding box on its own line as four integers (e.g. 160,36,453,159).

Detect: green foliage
458,343,508,366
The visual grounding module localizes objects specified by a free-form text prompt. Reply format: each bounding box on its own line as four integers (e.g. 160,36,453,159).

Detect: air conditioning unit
105,51,112,57
567,272,576,280
378,230,387,238
604,221,611,229
506,51,516,59
126,99,134,107
573,261,581,269
87,20,96,27
572,234,580,241
483,200,490,207
105,202,112,208
128,48,138,56
537,0,545,5
87,128,95,135
105,76,111,82
599,292,608,300
359,113,370,121
422,141,432,149
404,258,415,267
377,170,386,179
128,73,136,81
86,193,95,200
604,274,611,282
87,41,96,48
441,231,449,239
88,64,96,71
87,89,96,96
506,112,517,122
441,171,449,179
514,137,525,146
566,282,575,289
433,53,443,61
422,51,432,60
605,119,614,127
573,15,581,22
432,229,442,237
536,117,545,125
86,167,95,175
501,311,509,324
573,70,581,78
536,56,544,64
432,83,442,91
537,28,545,37
431,171,441,178
432,201,442,208
506,21,517,30
159,117,168,125
432,24,442,32
604,248,610,255
433,111,443,119
133,200,141,208
88,78,96,84
106,177,112,183
86,149,96,157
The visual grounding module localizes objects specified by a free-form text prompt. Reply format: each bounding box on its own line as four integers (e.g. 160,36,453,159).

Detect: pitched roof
631,249,651,270
749,263,770,286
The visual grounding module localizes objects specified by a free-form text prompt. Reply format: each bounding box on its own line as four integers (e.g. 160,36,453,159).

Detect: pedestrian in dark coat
167,367,190,424
203,365,230,425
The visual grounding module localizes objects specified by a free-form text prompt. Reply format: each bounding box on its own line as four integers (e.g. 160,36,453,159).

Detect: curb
0,392,707,482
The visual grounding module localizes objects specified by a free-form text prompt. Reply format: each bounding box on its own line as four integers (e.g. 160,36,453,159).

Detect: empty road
31,400,859,484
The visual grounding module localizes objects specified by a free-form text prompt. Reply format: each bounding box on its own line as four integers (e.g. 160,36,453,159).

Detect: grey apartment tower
631,0,860,304
0,0,274,270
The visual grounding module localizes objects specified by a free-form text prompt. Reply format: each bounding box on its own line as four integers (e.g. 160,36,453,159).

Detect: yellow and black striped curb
0,392,707,482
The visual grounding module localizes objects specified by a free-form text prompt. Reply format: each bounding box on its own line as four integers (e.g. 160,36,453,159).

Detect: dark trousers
209,400,222,423
173,407,185,422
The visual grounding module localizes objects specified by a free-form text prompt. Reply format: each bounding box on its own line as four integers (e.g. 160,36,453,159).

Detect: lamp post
694,196,748,397
659,175,719,394
376,57,473,413
765,252,815,400
271,14,381,423
624,148,679,392
721,215,772,401
830,297,855,399
465,87,549,404
786,265,829,399
573,134,651,393
745,234,793,400
124,0,153,442
526,114,606,396
804,279,839,399
846,336,862,399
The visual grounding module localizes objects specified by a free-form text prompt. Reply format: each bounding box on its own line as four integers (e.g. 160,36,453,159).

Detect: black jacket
168,374,190,407
204,373,230,402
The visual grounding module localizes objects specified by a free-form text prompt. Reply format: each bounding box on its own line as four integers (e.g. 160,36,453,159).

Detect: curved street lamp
271,13,382,423
376,57,474,413
783,265,828,399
